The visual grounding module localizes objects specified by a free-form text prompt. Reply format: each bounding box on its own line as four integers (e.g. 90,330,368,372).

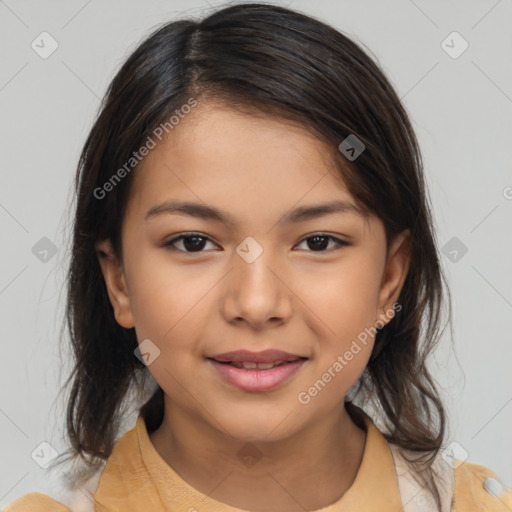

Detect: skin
96,101,410,512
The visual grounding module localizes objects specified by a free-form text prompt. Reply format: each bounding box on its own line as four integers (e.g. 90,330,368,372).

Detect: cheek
126,250,216,339
302,256,383,335
299,255,383,386
126,256,212,397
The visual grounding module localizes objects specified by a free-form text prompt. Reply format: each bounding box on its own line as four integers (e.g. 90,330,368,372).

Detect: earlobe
377,230,410,324
95,238,135,329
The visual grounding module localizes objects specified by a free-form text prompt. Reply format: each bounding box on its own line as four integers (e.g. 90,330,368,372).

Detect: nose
221,242,293,330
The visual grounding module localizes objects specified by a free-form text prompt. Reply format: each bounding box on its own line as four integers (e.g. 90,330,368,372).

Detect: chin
213,405,303,443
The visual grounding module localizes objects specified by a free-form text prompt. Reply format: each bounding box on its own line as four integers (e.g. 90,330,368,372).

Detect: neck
149,399,367,512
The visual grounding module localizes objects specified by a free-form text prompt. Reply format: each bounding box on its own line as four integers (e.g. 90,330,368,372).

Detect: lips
208,357,308,392
206,349,309,391
208,349,307,364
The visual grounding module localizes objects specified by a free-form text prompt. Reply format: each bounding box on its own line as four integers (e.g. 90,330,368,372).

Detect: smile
207,357,308,392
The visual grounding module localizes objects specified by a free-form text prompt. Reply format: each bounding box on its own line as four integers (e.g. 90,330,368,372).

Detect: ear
95,238,135,329
377,230,410,325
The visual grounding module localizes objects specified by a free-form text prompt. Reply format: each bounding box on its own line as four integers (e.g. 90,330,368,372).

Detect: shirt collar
94,412,404,511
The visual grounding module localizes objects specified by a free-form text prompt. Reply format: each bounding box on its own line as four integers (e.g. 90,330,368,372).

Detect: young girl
5,3,511,511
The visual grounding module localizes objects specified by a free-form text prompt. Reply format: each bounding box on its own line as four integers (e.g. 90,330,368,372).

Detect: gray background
1,0,511,505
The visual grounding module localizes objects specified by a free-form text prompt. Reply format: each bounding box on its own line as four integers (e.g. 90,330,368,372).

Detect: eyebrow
144,199,365,226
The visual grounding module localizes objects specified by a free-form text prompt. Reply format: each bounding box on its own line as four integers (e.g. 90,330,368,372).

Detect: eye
163,232,350,254
295,234,350,252
163,232,218,253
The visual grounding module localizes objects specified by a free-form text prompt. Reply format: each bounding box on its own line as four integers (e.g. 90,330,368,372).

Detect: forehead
126,102,357,222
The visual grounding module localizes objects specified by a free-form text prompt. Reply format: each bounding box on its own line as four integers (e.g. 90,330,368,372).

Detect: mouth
207,357,308,370
207,348,308,364
206,356,309,392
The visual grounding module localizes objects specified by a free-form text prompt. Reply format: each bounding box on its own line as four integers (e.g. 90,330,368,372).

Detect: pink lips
208,357,307,392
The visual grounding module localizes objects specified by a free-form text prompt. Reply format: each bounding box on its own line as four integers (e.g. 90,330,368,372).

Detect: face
96,101,409,442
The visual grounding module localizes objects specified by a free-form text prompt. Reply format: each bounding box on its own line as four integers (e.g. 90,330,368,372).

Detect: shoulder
2,492,70,512
3,467,102,512
453,459,512,511
389,441,511,512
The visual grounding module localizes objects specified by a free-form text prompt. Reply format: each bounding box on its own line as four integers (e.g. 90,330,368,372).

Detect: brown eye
164,233,217,253
296,234,350,252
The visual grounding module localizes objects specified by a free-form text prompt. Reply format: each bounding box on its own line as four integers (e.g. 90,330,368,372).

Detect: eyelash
163,232,350,254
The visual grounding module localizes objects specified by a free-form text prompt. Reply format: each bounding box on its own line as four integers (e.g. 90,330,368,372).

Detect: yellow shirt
4,414,512,511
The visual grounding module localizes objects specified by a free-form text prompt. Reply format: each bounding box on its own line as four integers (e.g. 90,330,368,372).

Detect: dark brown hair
56,2,451,507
